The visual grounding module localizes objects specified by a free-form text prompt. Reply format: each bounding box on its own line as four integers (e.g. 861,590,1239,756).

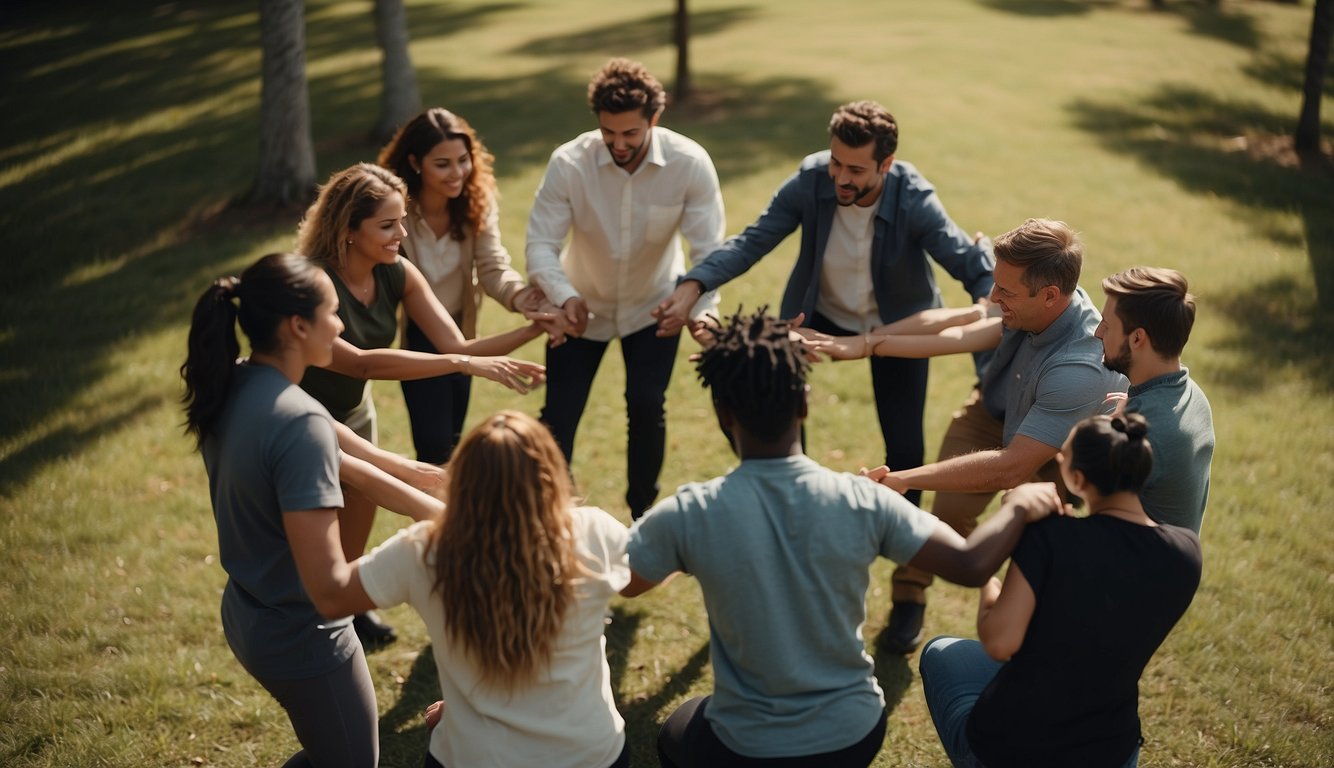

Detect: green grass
2,0,1331,765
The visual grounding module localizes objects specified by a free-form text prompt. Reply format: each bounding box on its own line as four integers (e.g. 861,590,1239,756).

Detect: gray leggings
255,642,379,768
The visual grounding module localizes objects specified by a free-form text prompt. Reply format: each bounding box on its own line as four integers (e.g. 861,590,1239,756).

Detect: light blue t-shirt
627,454,937,758
981,287,1127,447
1128,368,1214,533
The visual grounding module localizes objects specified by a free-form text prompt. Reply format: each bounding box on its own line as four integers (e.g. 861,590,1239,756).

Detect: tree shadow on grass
976,0,1261,49
508,6,758,58
1068,84,1334,393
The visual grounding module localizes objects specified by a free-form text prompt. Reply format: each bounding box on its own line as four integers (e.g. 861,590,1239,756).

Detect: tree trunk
370,0,421,143
1296,0,1332,154
674,0,690,103
248,0,316,207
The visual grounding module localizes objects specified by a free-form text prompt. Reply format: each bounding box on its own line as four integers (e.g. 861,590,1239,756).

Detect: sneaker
880,601,925,654
353,610,397,647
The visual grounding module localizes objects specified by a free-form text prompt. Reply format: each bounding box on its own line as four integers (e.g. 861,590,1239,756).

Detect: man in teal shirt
1098,267,1214,532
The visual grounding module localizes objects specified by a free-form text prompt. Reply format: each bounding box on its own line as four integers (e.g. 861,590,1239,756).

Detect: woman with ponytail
182,253,442,767
325,410,633,768
917,413,1202,768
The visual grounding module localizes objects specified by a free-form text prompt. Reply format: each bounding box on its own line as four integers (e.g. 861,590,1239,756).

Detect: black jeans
400,319,473,465
658,695,888,767
540,323,680,518
807,312,928,507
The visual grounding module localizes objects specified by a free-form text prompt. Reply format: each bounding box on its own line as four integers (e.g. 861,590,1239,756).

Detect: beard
1103,339,1133,375
836,181,877,207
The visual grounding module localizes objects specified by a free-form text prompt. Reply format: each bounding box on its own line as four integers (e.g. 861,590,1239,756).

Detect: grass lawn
2,0,1331,765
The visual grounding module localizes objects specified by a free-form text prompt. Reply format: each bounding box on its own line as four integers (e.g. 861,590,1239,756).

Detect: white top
525,126,725,341
815,202,879,332
358,507,631,768
404,207,466,315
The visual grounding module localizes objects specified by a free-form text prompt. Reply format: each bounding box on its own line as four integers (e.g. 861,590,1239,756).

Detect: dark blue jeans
807,312,928,507
540,323,680,518
657,695,887,767
400,319,473,465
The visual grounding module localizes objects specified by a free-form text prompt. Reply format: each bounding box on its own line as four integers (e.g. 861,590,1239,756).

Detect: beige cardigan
401,198,527,338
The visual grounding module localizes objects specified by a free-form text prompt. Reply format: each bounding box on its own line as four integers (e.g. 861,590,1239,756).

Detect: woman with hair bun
378,108,561,465
918,413,1202,768
181,253,443,767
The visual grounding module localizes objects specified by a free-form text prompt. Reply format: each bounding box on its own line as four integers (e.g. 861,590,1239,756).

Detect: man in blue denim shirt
654,100,994,516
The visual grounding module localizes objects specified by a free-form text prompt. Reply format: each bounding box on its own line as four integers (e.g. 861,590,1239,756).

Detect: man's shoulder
548,130,604,164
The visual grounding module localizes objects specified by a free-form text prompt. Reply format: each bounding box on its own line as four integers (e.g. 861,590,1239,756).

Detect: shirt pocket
645,203,684,244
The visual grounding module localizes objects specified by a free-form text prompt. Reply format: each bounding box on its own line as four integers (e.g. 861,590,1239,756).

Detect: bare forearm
878,306,985,335
446,323,543,356
893,450,1025,493
340,454,443,522
328,345,468,381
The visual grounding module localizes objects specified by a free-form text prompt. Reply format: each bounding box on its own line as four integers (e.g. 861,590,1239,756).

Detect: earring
346,239,354,244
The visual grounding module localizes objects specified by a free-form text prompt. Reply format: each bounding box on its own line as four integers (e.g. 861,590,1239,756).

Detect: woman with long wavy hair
296,162,549,644
181,252,442,767
329,410,633,768
378,108,559,466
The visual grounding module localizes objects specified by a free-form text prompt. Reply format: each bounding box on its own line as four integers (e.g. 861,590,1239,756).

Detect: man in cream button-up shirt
526,58,724,518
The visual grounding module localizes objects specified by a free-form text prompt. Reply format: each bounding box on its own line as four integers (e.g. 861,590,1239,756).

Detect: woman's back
967,515,1201,768
357,505,630,768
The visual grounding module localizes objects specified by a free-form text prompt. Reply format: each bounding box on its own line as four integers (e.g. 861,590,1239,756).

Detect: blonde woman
316,411,632,768
297,163,547,644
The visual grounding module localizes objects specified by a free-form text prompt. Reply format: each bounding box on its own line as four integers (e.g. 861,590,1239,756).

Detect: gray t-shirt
627,454,937,758
981,287,1127,447
1128,368,1215,533
202,363,350,680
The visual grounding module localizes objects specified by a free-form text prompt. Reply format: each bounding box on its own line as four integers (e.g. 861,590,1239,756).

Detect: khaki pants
890,388,1066,604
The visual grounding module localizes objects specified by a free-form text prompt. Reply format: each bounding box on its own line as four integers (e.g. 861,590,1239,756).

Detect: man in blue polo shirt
869,218,1127,652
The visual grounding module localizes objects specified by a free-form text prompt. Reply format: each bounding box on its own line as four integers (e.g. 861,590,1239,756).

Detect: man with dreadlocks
623,308,1066,767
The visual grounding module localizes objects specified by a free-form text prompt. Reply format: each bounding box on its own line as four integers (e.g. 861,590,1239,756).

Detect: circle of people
182,58,1217,768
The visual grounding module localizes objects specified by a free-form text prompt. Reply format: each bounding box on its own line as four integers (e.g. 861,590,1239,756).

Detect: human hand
688,317,718,349
512,285,549,316
652,281,704,337
1001,482,1064,523
792,327,867,361
424,700,444,730
398,459,446,501
861,464,910,494
562,297,590,337
1103,391,1128,417
975,297,1001,320
463,356,547,394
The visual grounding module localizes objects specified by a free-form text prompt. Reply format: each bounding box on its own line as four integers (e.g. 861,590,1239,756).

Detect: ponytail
179,253,324,447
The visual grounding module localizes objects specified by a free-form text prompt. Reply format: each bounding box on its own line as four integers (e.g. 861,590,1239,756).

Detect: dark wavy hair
377,108,498,243
180,253,324,446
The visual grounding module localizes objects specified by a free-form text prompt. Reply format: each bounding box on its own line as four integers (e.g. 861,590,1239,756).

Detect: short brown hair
588,58,665,118
993,218,1082,296
828,101,898,163
1102,267,1195,358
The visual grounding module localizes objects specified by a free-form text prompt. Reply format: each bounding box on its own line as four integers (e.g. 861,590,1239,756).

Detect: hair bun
1112,413,1149,442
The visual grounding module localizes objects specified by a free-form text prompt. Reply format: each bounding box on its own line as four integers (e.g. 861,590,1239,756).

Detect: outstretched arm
904,483,1062,587
796,315,1001,361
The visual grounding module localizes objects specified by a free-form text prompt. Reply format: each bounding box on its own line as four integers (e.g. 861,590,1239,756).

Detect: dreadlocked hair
695,307,811,443
429,411,581,692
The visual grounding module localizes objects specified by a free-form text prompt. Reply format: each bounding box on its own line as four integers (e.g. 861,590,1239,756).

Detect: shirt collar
595,126,666,171
1028,287,1090,349
1129,367,1189,397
